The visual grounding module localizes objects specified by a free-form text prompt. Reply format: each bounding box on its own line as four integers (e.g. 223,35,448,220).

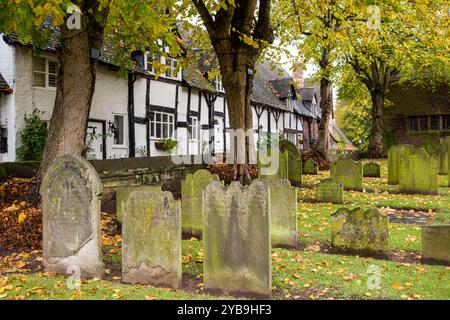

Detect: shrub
17,109,48,161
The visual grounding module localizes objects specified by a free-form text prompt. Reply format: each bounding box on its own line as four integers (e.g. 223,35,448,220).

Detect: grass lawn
1,160,449,300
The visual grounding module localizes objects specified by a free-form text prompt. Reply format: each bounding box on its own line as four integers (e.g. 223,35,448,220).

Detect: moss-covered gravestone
40,154,104,278
181,169,219,239
331,207,389,254
441,136,450,176
116,185,161,223
363,162,381,178
259,179,297,249
118,187,181,288
258,148,288,181
399,147,438,195
422,225,450,266
388,145,414,185
203,180,271,298
316,179,343,204
280,140,302,187
330,159,363,191
303,159,318,175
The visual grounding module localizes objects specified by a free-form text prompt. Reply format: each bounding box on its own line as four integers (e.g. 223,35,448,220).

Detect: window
113,115,124,145
164,57,179,79
419,116,428,131
33,56,58,88
189,116,198,140
430,116,440,131
215,76,224,92
409,117,418,132
443,115,450,130
151,112,174,139
0,127,7,154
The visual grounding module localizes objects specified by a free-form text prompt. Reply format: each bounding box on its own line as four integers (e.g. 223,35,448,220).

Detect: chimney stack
292,62,304,88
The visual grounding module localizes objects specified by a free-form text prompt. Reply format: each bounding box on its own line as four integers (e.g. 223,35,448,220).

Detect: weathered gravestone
258,179,297,249
316,179,343,204
118,187,182,288
330,159,363,191
303,159,318,175
203,180,271,298
422,225,450,266
280,140,302,187
40,154,104,278
388,145,414,185
441,136,450,176
423,143,447,176
181,169,219,239
258,148,288,181
363,162,381,178
331,207,389,253
116,185,161,223
399,147,438,195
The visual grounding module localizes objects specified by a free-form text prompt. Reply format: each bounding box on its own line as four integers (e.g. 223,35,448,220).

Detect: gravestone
330,159,363,191
259,179,297,248
258,148,288,181
441,136,450,176
363,162,381,178
331,207,389,253
303,159,318,175
181,169,219,239
280,140,302,187
399,147,438,195
40,154,104,278
316,179,343,204
388,145,414,185
118,187,182,288
116,185,161,223
203,180,271,298
422,225,450,266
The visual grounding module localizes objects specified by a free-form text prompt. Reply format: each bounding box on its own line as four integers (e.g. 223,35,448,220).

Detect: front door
214,116,224,153
85,122,104,160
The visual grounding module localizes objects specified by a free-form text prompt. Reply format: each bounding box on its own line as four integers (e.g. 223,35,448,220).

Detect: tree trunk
37,2,108,179
316,47,333,157
368,90,384,158
222,62,255,185
317,77,333,155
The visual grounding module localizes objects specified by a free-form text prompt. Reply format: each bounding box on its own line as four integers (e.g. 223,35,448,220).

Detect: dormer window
215,75,225,92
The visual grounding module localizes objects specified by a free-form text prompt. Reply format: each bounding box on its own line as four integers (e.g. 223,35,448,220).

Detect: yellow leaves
18,212,26,224
145,295,157,300
111,289,122,300
292,273,301,279
405,234,418,242
392,280,399,290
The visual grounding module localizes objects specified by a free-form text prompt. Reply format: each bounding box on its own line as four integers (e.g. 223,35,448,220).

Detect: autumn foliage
0,178,42,250
206,164,258,185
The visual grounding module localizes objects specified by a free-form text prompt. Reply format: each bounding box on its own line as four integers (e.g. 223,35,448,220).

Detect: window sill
112,145,128,149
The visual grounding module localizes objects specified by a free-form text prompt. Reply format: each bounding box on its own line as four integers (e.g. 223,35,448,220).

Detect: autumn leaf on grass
17,212,26,223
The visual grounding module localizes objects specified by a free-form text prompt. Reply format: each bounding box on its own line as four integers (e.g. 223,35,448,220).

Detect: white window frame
189,116,199,141
145,50,181,81
33,56,58,89
112,114,126,147
150,111,175,140
215,75,225,92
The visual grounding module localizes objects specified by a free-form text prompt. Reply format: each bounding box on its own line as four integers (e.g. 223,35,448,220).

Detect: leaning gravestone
116,185,161,223
203,180,271,298
399,147,438,195
316,179,343,204
40,154,104,278
388,145,414,185
303,159,318,175
181,169,219,239
363,162,381,178
422,225,450,266
330,159,363,191
118,187,181,288
331,207,389,253
259,179,297,248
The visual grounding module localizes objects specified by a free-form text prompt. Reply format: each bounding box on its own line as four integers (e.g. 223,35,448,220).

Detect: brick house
384,82,450,146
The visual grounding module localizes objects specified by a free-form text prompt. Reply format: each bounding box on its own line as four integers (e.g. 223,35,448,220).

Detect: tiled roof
0,72,12,94
268,78,294,99
294,100,313,118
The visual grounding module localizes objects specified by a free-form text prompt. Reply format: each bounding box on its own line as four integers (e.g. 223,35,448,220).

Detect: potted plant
155,138,178,152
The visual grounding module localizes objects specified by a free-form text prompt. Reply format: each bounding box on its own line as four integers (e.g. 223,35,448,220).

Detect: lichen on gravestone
316,178,343,204
331,207,389,254
40,154,104,278
330,159,363,191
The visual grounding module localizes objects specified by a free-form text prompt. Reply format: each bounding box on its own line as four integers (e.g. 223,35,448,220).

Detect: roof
269,78,295,99
330,121,356,151
0,72,12,94
294,100,313,118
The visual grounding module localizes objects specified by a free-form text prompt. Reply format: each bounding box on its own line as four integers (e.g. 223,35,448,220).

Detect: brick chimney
292,63,304,88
